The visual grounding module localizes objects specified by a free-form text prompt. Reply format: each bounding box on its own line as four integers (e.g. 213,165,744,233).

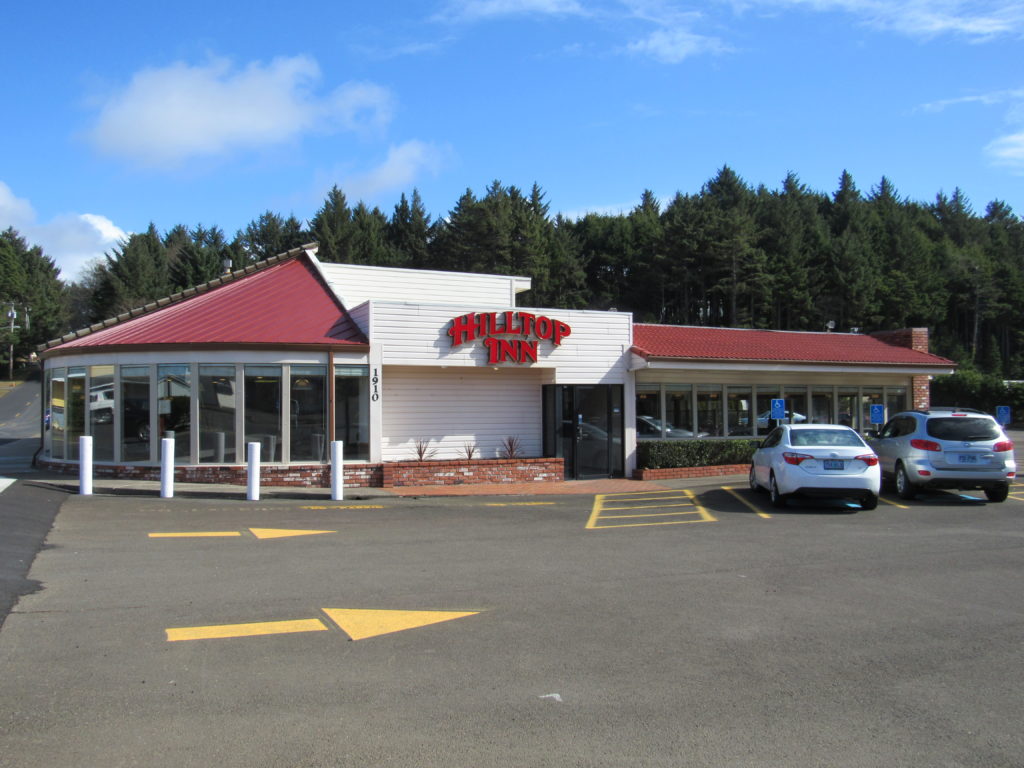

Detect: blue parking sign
771,398,786,420
870,404,885,425
996,405,1011,425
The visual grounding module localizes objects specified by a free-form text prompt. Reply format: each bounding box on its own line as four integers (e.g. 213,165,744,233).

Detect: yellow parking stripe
879,496,910,509
721,486,771,518
166,618,328,642
588,489,716,529
149,532,242,538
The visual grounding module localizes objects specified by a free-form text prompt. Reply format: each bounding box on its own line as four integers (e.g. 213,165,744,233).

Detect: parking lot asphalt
2,473,1023,768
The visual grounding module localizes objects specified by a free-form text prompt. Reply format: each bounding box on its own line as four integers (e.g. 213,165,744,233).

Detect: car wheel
769,473,787,508
895,463,916,500
748,464,761,493
985,484,1010,503
860,493,878,510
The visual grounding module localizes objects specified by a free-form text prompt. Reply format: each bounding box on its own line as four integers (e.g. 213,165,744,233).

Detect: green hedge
636,439,760,470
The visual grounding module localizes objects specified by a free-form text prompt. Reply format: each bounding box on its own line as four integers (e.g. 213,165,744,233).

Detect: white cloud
437,0,585,22
627,26,730,62
89,55,395,168
986,131,1024,171
733,0,1024,40
0,181,128,281
341,141,447,201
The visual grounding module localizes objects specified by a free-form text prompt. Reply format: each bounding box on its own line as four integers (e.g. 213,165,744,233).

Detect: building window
121,366,151,462
49,368,66,460
861,388,884,430
88,365,115,462
199,365,237,463
245,366,282,462
291,365,328,461
727,386,753,436
334,365,369,461
67,368,87,460
635,386,662,440
811,387,834,424
886,387,907,420
697,385,723,436
666,385,694,438
838,387,859,430
158,364,191,461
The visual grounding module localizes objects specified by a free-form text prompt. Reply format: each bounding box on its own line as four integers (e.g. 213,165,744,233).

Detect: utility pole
5,303,29,381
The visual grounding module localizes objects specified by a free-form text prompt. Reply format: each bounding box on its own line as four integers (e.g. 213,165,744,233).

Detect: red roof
632,324,954,367
50,255,367,351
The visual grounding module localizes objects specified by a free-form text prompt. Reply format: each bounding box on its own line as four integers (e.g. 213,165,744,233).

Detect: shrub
636,439,759,470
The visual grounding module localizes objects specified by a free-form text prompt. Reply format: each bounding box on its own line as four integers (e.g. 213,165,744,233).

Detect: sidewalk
21,468,746,500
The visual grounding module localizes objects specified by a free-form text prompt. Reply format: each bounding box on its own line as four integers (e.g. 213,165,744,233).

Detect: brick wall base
633,463,749,481
38,456,565,488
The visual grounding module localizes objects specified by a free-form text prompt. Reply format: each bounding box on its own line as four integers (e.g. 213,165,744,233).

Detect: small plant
461,441,479,459
499,435,523,459
410,438,437,461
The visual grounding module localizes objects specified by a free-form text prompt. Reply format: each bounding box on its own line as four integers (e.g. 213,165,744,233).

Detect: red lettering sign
449,311,571,365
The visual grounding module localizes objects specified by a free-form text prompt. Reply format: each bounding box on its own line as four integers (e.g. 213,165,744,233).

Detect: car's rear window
926,417,1001,441
790,429,865,447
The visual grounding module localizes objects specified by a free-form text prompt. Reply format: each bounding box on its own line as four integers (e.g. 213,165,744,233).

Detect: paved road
0,375,42,475
1,479,1022,767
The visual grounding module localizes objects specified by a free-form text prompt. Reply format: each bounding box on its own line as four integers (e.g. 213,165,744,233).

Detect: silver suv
868,408,1016,502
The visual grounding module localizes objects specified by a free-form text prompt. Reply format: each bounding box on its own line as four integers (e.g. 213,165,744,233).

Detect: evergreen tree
387,190,431,268
310,187,352,263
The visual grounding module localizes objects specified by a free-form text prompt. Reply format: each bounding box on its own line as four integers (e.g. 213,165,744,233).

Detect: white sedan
749,424,881,509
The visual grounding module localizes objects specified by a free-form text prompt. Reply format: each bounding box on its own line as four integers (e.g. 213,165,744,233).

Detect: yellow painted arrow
165,608,481,642
149,528,335,539
322,608,480,641
248,528,335,539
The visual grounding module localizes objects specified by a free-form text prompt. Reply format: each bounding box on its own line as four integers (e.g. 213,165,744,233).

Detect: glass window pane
785,387,808,425
88,365,115,462
811,388,834,425
635,386,661,440
245,366,282,462
665,385,693,438
67,368,86,460
291,365,327,461
334,367,369,461
121,366,151,462
886,387,906,419
697,385,723,437
838,387,859,430
50,368,66,460
727,386,753,436
158,364,191,461
756,387,780,435
199,365,236,463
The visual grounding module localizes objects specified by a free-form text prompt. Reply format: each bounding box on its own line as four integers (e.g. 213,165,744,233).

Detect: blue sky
2,0,1022,281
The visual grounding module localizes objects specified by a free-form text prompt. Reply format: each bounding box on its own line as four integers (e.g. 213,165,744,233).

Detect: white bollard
247,441,261,501
79,436,93,495
331,441,344,501
160,438,174,499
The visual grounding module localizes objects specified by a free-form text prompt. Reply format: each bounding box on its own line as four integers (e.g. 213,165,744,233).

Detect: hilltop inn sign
37,243,955,488
447,311,573,364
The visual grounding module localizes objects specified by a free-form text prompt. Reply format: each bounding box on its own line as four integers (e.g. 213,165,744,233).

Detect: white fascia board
630,359,956,376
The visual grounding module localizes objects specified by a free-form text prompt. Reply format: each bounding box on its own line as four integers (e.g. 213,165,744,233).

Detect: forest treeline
3,166,1023,379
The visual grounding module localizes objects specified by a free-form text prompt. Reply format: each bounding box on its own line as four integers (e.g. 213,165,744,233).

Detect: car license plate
956,454,979,464
823,459,844,470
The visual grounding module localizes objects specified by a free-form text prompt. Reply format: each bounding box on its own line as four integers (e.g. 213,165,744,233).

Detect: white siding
369,302,634,385
381,366,544,461
317,262,530,309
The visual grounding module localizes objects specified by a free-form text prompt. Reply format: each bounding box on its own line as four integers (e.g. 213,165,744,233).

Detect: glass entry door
543,384,623,479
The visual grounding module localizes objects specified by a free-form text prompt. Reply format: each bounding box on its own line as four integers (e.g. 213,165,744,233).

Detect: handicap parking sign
771,398,786,420
996,405,1011,425
870,404,885,425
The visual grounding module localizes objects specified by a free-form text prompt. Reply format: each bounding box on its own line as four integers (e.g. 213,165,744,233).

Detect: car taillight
910,438,942,451
856,454,879,466
994,441,1014,452
783,452,812,465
